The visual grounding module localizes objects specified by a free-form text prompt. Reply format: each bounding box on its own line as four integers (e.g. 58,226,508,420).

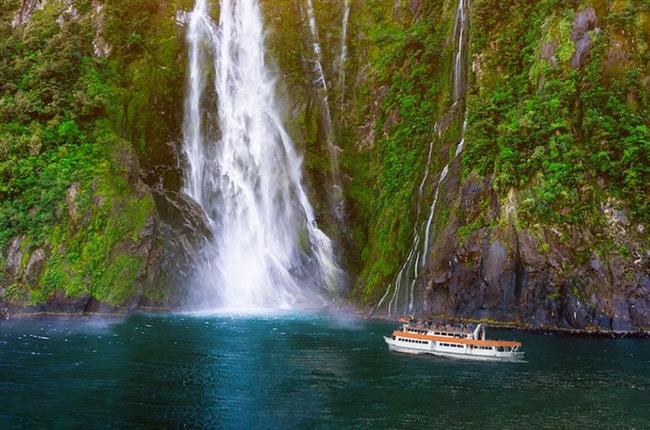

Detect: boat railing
405,322,474,335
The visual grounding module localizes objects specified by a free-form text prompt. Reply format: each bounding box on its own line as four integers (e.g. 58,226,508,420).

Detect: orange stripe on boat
392,331,522,348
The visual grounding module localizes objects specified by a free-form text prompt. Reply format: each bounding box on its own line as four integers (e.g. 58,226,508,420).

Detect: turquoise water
1,314,648,429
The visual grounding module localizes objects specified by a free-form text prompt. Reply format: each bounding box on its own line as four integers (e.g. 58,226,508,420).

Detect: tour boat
384,318,524,362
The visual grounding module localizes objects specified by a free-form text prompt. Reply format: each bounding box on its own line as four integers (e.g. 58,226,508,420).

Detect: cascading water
421,0,470,253
302,0,346,224
452,0,469,105
377,0,471,317
183,0,341,311
336,0,351,97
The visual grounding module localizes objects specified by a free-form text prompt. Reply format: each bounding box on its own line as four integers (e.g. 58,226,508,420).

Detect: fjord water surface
1,315,648,429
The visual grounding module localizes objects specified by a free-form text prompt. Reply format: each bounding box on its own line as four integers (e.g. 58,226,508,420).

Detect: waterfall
452,0,469,104
380,0,471,316
336,0,351,96
302,0,346,224
182,0,342,310
420,0,471,250
304,0,328,92
420,165,450,265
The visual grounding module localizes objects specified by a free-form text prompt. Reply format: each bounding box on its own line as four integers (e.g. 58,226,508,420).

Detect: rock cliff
1,0,647,331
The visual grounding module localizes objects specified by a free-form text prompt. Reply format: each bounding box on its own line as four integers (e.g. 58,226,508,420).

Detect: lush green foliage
0,0,163,305
339,0,648,302
464,0,649,224
33,137,154,305
1,0,647,308
342,1,456,301
0,0,103,248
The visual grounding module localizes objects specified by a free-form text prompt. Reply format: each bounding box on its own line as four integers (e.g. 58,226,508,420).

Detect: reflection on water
1,314,649,429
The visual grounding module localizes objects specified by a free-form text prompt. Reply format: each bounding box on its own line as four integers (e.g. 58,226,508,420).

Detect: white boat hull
384,336,523,362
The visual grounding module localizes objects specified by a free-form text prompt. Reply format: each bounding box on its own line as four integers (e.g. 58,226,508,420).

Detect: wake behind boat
384,318,524,362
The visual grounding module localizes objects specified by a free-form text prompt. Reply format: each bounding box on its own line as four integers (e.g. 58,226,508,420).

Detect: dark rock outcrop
147,189,213,308
421,177,650,334
5,237,23,279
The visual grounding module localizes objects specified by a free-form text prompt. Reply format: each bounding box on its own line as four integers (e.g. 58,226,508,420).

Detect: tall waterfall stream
182,0,341,311
301,0,346,224
377,0,471,317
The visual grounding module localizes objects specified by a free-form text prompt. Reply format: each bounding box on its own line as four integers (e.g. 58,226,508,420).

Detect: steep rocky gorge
1,0,648,332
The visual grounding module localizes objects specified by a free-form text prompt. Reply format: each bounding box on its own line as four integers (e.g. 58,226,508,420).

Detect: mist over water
182,0,342,311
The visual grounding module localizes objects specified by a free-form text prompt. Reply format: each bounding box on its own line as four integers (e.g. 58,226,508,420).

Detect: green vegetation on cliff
464,0,649,225
342,1,455,301
0,0,189,306
336,0,649,305
0,0,647,318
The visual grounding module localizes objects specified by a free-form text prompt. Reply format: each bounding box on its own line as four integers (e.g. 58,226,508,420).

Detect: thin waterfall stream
302,0,346,224
182,0,341,310
377,0,470,317
337,0,351,97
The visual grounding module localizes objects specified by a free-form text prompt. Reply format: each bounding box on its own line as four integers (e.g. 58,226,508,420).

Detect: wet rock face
12,0,47,27
152,190,212,242
92,0,111,57
629,277,650,328
24,249,46,286
6,237,23,279
541,40,558,67
571,7,598,68
2,241,47,311
421,176,650,334
148,189,213,307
